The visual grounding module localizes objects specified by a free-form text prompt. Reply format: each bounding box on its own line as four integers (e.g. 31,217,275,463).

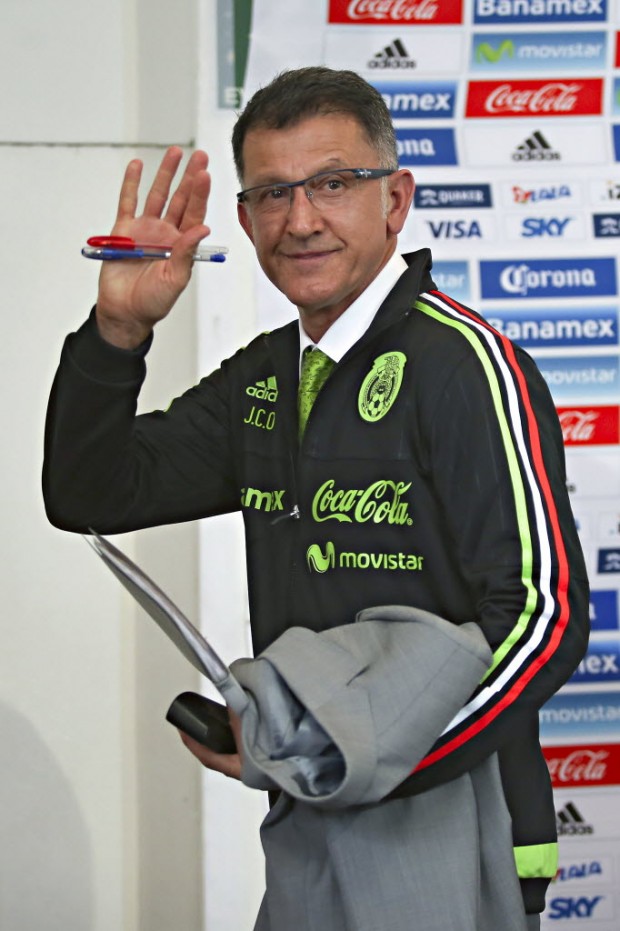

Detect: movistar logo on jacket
307,541,424,573
312,479,413,525
246,376,278,402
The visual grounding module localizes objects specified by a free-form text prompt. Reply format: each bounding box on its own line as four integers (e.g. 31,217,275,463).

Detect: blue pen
82,245,228,262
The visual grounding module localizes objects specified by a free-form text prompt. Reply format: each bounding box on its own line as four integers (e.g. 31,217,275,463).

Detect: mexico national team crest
358,352,407,423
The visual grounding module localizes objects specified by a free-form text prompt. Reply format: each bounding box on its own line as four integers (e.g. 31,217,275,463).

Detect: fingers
142,146,185,218
178,730,242,780
115,158,143,223
165,150,210,229
115,147,210,235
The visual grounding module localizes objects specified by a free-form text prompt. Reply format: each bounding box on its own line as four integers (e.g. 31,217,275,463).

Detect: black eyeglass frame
236,167,397,205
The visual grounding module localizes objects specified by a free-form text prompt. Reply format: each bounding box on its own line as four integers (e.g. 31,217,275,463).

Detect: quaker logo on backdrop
465,78,603,118
426,219,483,238
328,0,464,25
396,128,458,164
511,182,574,203
473,0,607,24
537,356,620,401
570,641,620,683
598,548,620,573
520,216,574,237
547,896,605,920
374,81,457,117
479,257,617,299
593,213,620,236
590,590,619,629
539,691,620,739
432,261,471,301
471,32,606,72
485,307,618,348
414,184,492,208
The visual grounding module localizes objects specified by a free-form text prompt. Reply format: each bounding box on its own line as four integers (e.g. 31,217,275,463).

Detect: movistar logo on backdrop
358,352,407,422
307,542,425,573
312,479,413,525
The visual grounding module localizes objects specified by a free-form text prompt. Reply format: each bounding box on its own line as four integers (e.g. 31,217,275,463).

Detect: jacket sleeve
43,312,240,534
401,291,590,792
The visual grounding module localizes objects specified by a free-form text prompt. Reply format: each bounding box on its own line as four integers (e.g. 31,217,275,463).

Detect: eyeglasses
236,167,396,216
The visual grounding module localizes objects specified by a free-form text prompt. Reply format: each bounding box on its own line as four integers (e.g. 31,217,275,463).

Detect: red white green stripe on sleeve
412,290,571,773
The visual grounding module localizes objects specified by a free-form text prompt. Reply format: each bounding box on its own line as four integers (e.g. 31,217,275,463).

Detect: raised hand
95,147,211,348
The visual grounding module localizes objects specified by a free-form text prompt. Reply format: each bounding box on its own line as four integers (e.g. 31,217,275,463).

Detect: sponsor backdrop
238,1,620,924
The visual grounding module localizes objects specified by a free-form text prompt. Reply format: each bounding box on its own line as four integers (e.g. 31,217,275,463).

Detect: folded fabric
219,604,492,808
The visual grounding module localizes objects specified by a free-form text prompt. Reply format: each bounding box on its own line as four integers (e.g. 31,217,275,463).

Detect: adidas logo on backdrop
513,131,560,162
369,39,417,69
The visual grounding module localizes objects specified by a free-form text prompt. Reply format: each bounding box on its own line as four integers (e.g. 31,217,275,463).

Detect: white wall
0,1,243,928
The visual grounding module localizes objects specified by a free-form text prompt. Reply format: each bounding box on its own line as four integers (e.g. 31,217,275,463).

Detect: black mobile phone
166,691,237,754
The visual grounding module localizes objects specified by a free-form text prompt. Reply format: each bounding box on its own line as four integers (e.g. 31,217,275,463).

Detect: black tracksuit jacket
43,248,590,913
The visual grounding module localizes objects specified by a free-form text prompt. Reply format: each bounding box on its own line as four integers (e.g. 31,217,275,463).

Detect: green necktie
298,347,334,439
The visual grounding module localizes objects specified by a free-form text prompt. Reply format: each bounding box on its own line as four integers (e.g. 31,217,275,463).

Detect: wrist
95,308,153,350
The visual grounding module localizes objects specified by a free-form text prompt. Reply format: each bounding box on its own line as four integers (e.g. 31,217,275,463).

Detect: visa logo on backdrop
396,128,457,164
374,81,457,118
485,307,618,347
473,0,607,23
570,640,620,683
471,32,606,71
414,184,492,208
426,219,484,238
479,257,617,298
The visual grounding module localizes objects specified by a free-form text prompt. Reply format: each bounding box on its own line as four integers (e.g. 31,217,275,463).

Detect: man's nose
284,184,324,234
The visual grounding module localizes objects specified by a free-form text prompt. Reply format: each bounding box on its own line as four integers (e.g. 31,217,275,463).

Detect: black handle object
166,691,237,754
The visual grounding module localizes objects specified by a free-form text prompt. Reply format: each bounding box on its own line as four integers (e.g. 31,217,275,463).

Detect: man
44,67,589,929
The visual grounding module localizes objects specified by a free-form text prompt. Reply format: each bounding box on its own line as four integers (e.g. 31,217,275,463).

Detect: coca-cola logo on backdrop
544,744,620,787
556,406,620,445
466,79,603,117
328,0,463,24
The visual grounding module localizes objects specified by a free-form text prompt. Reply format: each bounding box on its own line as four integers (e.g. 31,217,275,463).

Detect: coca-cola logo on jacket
544,744,620,787
556,406,620,445
328,0,463,24
466,79,603,117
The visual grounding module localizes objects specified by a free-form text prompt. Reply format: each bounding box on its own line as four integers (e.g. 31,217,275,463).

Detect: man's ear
237,202,255,244
386,169,415,235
